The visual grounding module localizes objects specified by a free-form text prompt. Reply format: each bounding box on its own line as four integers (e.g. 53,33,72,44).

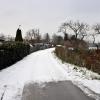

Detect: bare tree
59,20,89,39
25,30,34,41
0,33,5,41
7,35,14,41
25,28,41,42
91,33,96,44
91,24,100,44
43,33,50,43
91,24,100,49
58,22,68,34
93,24,100,34
35,29,41,43
79,31,87,40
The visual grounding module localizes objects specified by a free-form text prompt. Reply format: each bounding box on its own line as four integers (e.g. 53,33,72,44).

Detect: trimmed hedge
0,42,30,70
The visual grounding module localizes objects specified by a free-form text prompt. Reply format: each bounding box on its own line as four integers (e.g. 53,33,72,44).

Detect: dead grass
55,46,100,74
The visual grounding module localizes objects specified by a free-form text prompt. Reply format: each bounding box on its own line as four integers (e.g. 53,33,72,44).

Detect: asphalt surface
21,81,94,100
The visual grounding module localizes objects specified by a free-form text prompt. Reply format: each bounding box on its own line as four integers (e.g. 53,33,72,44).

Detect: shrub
55,46,100,74
0,42,30,70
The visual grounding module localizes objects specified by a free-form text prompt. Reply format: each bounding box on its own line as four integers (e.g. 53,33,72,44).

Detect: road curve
22,81,94,100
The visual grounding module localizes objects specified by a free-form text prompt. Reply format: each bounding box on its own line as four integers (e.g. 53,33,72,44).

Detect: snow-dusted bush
0,42,30,70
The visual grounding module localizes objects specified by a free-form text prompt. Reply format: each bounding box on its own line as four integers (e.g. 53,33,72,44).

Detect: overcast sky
0,0,100,37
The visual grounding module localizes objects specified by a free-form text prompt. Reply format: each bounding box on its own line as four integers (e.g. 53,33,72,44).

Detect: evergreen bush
0,42,30,70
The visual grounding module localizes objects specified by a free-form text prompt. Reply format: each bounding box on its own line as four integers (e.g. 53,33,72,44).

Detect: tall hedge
0,42,30,70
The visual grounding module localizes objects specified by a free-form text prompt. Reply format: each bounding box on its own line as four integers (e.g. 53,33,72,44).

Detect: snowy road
0,48,69,100
0,48,100,100
22,81,94,100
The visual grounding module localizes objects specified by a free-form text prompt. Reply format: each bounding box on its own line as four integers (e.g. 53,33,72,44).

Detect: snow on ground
53,51,100,100
0,48,100,100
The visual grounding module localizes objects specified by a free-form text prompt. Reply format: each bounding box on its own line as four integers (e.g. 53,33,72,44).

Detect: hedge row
55,46,100,74
0,42,30,70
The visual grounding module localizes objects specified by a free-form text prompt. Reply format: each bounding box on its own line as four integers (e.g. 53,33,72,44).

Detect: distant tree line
59,20,100,44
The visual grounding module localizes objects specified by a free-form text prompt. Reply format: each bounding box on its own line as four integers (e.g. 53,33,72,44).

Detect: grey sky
0,0,100,37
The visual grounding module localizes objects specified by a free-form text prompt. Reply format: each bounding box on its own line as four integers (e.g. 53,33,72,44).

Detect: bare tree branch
59,20,89,39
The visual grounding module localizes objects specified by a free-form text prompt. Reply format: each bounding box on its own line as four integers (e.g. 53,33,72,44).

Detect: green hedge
0,42,30,70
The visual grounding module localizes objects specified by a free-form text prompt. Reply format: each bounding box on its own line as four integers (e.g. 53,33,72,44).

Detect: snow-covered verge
54,51,100,100
0,48,100,100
